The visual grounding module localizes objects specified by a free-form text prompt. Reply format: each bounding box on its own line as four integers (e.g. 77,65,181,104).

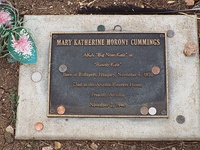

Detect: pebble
42,146,53,150
0,89,4,98
167,1,175,4
90,142,98,150
131,145,136,150
75,143,82,146
4,132,14,144
172,147,176,150
183,42,197,56
55,141,62,149
6,125,14,135
27,144,32,148
185,0,194,6
0,135,5,145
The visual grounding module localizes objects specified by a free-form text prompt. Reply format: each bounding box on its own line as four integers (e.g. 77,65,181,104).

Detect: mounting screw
176,115,185,124
160,34,165,38
53,34,57,39
50,108,55,114
161,110,167,115
167,30,175,38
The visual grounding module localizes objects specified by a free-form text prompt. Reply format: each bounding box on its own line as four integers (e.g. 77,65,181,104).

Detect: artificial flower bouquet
0,0,37,64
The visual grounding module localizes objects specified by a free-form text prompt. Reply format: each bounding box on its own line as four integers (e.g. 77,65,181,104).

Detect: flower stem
0,53,9,58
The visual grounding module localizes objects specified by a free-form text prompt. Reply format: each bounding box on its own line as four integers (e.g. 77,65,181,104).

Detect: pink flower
0,10,12,27
11,34,33,55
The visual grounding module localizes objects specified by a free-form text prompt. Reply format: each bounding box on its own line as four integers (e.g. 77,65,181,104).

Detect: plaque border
47,32,168,118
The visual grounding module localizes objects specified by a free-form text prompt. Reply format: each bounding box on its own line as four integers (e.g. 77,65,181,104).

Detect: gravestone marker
16,15,199,140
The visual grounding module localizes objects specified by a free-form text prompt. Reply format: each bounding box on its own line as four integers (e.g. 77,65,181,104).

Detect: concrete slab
16,15,199,140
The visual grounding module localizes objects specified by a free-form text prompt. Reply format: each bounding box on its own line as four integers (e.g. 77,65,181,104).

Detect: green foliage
9,85,19,123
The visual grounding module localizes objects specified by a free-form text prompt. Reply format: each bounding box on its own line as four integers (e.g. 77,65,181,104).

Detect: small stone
67,1,72,5
42,146,53,150
75,143,82,146
27,144,32,148
54,141,62,149
6,125,14,135
21,10,27,15
167,1,175,4
172,147,176,150
131,145,136,150
185,0,194,6
90,142,98,150
0,135,5,145
183,42,197,56
4,132,14,144
0,89,4,99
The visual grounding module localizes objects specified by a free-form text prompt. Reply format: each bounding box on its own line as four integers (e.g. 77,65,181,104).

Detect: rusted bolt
152,66,160,75
57,105,66,115
167,30,175,38
183,42,197,56
140,107,149,115
59,64,67,73
34,122,44,131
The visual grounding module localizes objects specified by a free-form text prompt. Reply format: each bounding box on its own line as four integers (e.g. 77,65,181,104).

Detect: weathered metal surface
48,32,167,117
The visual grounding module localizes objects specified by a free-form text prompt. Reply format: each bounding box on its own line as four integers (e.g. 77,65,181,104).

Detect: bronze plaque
48,32,168,117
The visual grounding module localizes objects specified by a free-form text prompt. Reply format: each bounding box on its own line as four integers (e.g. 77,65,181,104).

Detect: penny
140,107,149,115
57,105,66,115
34,122,44,131
152,66,160,75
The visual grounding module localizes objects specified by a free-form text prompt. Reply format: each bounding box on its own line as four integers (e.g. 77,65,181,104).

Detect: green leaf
8,28,37,64
7,54,17,62
13,86,17,91
0,6,16,27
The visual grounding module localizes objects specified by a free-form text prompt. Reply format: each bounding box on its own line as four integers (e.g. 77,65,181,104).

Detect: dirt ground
1,0,200,149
